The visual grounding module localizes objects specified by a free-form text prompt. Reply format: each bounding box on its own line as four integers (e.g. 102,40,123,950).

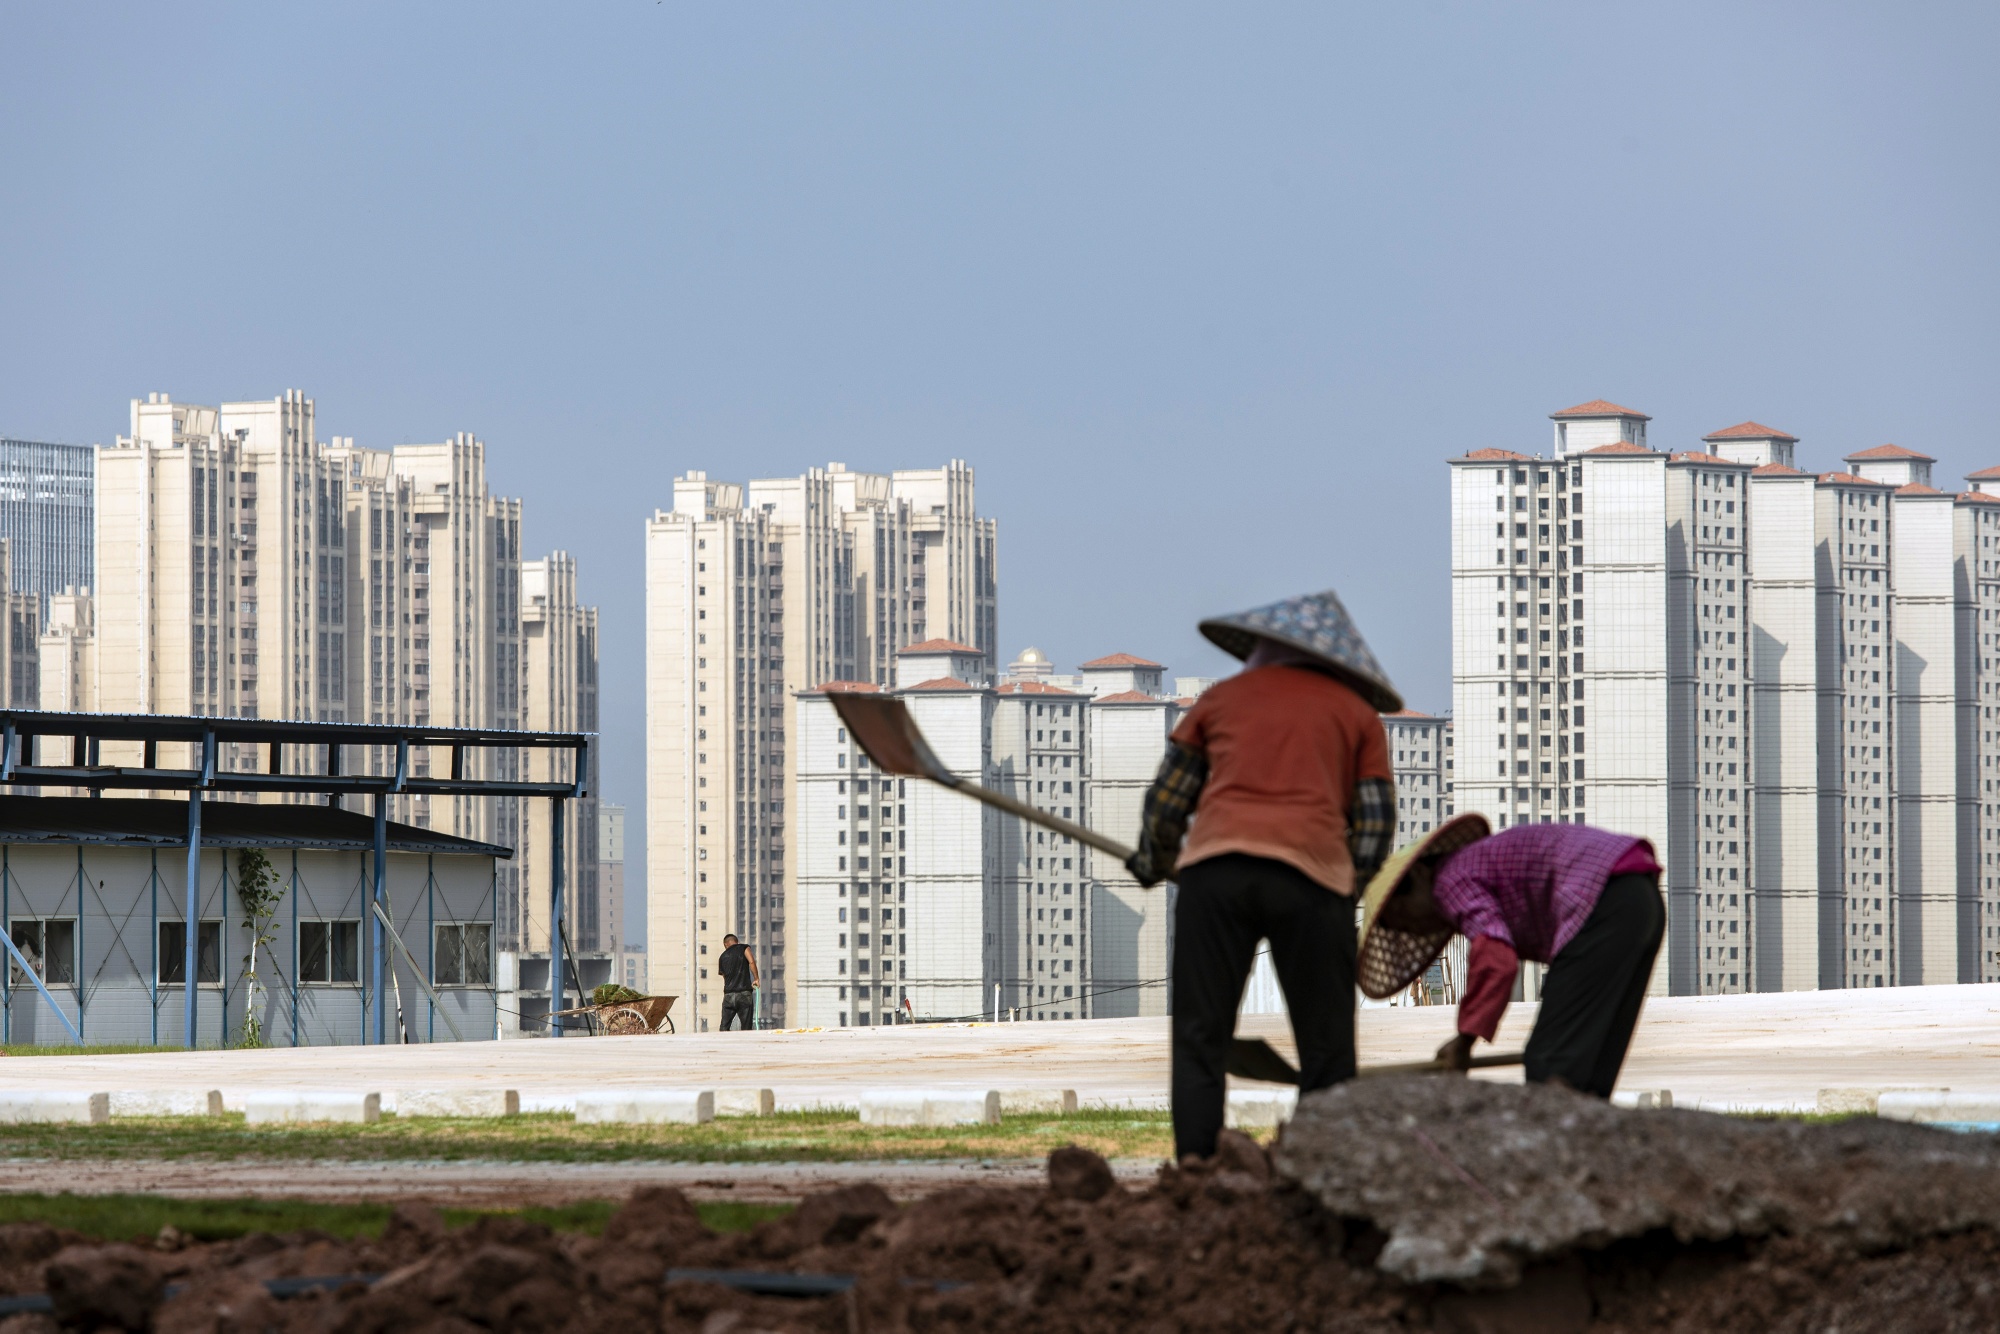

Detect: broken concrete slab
1273,1074,2000,1287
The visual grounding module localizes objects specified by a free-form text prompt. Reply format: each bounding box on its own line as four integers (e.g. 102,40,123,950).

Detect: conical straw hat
1198,589,1403,712
1356,813,1491,999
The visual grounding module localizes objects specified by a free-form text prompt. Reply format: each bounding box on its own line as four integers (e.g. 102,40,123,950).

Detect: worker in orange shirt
1125,590,1399,1163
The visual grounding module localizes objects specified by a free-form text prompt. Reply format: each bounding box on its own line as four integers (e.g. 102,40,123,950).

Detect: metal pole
185,793,201,1050
148,851,157,1046
290,851,299,1049
426,855,435,1043
371,795,387,1047
3,845,11,1045
75,846,84,1044
549,795,566,1038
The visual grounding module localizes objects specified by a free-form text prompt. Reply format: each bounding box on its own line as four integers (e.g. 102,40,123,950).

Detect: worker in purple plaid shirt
1362,816,1665,1097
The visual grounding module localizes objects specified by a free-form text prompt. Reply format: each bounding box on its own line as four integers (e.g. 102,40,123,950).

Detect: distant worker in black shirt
717,934,758,1031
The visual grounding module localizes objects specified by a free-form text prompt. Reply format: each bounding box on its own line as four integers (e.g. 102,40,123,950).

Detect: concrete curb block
108,1090,223,1118
858,1090,1001,1126
1224,1089,1297,1130
244,1091,381,1125
998,1089,1079,1116
1611,1089,1673,1110
575,1090,715,1124
1879,1090,1997,1123
1820,1087,1947,1116
714,1088,775,1117
396,1090,520,1118
0,1091,109,1124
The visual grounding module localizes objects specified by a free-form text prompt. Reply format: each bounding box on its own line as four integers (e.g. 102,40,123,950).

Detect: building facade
1453,400,2000,996
0,439,93,617
1384,711,1454,846
644,462,996,1033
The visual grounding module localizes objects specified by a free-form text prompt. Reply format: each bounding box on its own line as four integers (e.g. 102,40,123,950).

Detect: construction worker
1125,589,1400,1163
1358,815,1665,1096
717,933,759,1031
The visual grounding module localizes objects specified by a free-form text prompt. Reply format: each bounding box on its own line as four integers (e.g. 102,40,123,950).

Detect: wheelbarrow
549,994,678,1036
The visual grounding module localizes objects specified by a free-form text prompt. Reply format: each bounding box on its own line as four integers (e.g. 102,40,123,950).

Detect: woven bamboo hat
1198,589,1403,713
1356,813,1491,999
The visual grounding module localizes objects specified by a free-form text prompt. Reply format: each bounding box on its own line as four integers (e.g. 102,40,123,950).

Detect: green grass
0,1192,789,1242
0,1109,1177,1165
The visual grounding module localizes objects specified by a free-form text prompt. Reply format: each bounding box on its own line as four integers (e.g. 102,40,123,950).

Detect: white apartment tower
993,678,1091,1019
93,392,347,783
1385,711,1454,845
1955,484,2000,982
519,554,603,954
1456,402,2000,997
1081,681,1179,1018
645,462,996,1033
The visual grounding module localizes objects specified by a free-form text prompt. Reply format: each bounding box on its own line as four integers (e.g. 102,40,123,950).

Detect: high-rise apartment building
518,554,602,954
0,439,93,616
93,391,342,733
1454,401,2000,996
1385,711,1454,845
599,803,627,969
37,586,91,713
790,644,1190,1029
78,393,601,952
644,462,995,1033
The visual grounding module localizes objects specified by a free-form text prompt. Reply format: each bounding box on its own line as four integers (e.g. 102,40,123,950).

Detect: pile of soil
3,1078,2000,1332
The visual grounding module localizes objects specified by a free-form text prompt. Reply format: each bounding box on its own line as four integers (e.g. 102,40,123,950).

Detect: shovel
1229,1036,1526,1085
829,692,1142,868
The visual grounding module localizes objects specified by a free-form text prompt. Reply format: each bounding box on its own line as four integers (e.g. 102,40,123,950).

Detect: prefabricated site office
0,710,591,1047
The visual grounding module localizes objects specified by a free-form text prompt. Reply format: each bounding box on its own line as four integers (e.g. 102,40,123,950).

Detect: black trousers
1525,872,1665,1097
720,990,756,1031
1172,854,1356,1162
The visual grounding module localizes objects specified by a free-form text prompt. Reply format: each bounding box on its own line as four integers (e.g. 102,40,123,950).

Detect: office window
298,919,361,985
434,922,493,986
159,920,222,985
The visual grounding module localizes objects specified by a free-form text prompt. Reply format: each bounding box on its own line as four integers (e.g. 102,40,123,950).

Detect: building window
434,922,493,986
159,920,223,986
9,918,76,986
298,919,361,985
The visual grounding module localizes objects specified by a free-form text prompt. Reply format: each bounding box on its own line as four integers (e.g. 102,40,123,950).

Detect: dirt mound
3,1084,2000,1331
1276,1074,2000,1286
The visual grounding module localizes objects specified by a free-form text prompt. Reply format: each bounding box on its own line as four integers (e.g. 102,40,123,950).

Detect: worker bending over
1359,815,1665,1095
1126,589,1400,1163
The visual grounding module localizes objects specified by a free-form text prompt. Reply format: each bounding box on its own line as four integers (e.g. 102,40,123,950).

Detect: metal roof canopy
0,711,588,1048
0,709,589,800
0,793,511,858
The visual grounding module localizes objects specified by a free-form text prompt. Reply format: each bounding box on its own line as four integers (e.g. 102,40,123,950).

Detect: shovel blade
1227,1037,1300,1086
828,692,952,784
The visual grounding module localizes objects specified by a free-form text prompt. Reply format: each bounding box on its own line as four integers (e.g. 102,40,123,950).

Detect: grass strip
0,1109,1178,1165
0,1192,789,1241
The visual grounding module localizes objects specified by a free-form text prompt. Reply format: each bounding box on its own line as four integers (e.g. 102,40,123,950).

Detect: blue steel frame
0,710,590,1050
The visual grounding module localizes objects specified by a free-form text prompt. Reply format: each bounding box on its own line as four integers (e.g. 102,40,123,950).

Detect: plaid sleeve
1348,775,1396,884
1125,741,1208,887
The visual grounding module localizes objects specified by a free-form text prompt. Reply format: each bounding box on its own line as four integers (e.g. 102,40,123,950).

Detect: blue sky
4,3,1995,937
